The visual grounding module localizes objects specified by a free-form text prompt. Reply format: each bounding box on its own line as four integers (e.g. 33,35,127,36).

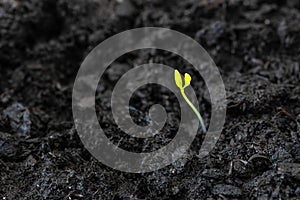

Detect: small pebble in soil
202,168,225,179
271,147,292,162
76,182,84,191
3,103,31,137
172,159,186,172
212,184,242,197
0,136,15,158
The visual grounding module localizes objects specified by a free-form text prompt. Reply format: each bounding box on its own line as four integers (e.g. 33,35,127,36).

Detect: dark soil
1,0,300,199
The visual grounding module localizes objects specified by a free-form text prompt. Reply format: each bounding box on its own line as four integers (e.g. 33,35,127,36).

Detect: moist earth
0,0,300,199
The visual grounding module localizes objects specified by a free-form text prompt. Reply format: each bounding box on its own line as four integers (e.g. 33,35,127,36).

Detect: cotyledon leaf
184,73,191,88
174,69,183,89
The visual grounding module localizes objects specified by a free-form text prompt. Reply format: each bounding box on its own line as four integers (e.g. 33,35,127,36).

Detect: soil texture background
0,0,300,199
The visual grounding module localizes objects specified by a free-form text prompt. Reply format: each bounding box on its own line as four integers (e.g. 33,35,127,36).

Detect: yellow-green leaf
174,70,183,88
184,73,192,87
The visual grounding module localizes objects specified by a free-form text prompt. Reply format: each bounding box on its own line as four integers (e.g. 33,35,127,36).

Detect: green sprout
174,69,207,133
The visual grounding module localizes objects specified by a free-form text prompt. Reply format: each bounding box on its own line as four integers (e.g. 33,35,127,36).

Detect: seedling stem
174,69,207,133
